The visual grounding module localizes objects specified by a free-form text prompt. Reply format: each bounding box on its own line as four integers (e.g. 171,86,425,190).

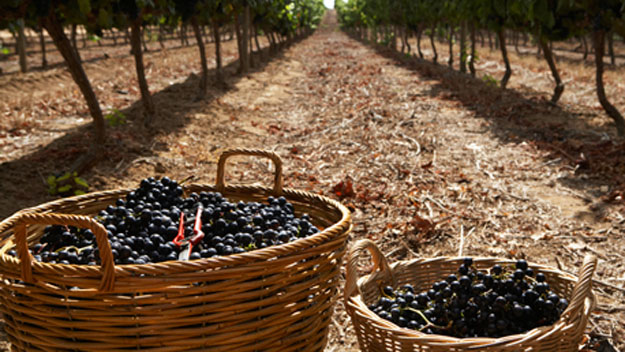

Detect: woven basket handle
344,239,394,302
562,254,597,323
216,148,283,195
11,212,116,292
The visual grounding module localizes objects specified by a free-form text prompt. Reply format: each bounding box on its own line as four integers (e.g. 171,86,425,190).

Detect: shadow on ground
0,36,302,219
350,33,625,215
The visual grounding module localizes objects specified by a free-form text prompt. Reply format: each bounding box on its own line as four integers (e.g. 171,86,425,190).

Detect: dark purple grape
491,264,503,275
459,275,471,288
516,259,528,271
536,273,546,282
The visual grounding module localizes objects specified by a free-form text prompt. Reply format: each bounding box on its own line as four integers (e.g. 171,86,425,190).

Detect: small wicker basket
0,149,352,351
344,239,597,352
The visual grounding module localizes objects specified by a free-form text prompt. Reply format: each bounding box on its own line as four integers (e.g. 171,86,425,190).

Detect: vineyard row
1,0,326,173
336,0,625,136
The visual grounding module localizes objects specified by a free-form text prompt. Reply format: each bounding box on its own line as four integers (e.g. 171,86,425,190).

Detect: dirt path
0,12,623,351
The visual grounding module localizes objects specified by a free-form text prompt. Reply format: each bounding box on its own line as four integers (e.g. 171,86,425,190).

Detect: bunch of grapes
368,258,569,338
9,177,319,265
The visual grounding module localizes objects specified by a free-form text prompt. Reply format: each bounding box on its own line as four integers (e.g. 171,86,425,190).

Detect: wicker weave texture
0,149,352,351
344,240,596,352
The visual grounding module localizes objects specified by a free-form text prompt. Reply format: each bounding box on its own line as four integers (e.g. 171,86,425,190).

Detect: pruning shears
173,206,204,261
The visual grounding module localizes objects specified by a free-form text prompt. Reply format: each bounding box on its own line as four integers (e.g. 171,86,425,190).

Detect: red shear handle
172,212,185,247
190,206,204,245
173,207,204,247
193,206,203,234
188,232,205,246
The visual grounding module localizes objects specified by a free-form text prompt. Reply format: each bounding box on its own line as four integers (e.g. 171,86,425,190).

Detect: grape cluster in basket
368,258,570,338
11,177,319,265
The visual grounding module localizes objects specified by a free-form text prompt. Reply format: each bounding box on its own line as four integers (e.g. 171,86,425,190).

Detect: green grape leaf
493,0,507,18
534,0,552,27
546,12,555,28
509,1,522,17
58,185,72,193
57,172,71,182
98,9,112,28
78,0,91,16
74,190,86,196
47,175,57,187
74,177,89,189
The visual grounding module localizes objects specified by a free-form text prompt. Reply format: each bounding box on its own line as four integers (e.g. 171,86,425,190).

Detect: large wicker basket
344,239,597,352
0,149,352,351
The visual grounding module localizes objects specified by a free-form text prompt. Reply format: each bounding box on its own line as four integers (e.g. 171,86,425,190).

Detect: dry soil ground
0,12,624,351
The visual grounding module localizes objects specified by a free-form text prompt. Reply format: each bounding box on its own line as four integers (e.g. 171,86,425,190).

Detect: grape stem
404,307,450,330
379,287,393,299
53,245,92,254
179,175,195,185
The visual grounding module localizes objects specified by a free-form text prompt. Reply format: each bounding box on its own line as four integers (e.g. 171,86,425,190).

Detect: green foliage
104,109,127,127
148,31,159,42
0,0,325,42
77,0,91,16
460,51,469,65
471,51,480,63
336,0,625,42
47,172,89,196
481,74,499,87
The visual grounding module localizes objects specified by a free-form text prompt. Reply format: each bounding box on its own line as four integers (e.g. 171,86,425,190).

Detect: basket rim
345,255,596,347
0,182,352,281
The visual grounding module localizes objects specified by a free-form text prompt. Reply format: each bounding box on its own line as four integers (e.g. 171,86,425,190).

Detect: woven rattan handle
216,148,283,195
344,239,394,301
12,212,116,292
562,255,597,323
